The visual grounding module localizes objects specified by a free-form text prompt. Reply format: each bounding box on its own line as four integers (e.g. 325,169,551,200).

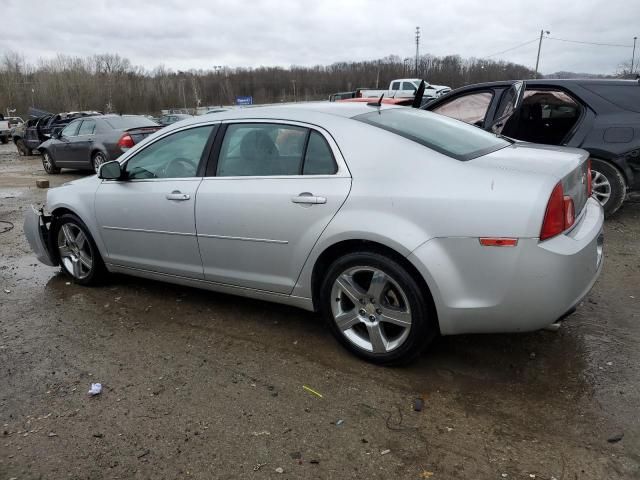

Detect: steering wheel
162,157,197,178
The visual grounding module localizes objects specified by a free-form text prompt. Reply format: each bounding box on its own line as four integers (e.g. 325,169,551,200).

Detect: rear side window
391,82,401,90
582,84,640,113
216,124,337,176
432,91,493,126
402,82,417,91
355,108,510,161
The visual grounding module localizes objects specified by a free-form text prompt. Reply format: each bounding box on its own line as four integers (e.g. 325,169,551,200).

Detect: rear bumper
23,205,57,267
409,197,604,335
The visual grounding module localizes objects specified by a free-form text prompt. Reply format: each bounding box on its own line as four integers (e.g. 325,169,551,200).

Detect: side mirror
98,160,122,180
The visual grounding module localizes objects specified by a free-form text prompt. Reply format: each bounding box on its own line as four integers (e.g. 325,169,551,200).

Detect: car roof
163,102,401,131
449,78,639,90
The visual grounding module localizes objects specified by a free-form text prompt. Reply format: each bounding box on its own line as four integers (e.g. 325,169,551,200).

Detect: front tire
16,139,32,156
591,158,626,216
42,150,61,174
54,213,106,285
319,251,436,365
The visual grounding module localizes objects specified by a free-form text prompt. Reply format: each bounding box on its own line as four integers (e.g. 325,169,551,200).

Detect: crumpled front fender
23,205,58,267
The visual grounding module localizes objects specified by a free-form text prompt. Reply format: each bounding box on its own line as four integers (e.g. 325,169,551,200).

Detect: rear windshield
582,84,640,113
354,108,510,160
104,116,158,129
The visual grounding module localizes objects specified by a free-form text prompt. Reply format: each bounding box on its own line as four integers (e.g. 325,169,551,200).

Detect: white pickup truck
359,78,451,100
0,118,11,144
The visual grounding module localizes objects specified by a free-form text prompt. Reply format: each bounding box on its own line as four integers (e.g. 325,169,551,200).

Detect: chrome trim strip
197,233,288,244
102,226,195,237
102,226,287,244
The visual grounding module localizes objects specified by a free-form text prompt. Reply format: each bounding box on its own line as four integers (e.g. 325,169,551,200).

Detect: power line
546,36,633,48
484,38,539,58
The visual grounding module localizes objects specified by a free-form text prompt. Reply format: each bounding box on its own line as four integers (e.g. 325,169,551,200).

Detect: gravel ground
0,142,639,479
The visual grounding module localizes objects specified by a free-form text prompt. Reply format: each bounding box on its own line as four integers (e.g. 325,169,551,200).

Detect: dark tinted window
104,116,158,129
402,82,417,91
391,82,401,90
303,131,337,175
583,84,640,113
355,108,510,161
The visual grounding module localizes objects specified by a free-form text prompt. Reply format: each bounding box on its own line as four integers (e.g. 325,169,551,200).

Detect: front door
68,119,96,165
95,124,217,278
196,122,351,294
51,120,81,164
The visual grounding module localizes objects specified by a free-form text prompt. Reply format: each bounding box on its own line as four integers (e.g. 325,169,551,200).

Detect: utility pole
632,36,638,75
534,29,550,79
415,26,420,77
291,79,297,102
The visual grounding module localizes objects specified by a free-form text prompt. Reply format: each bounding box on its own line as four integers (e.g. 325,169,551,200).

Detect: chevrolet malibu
24,103,604,364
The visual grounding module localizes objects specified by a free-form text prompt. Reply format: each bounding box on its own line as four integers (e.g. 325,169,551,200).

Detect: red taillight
117,133,134,150
540,183,566,240
540,183,576,241
586,158,592,197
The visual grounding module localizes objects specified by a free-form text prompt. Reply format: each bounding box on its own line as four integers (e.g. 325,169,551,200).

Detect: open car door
490,81,526,136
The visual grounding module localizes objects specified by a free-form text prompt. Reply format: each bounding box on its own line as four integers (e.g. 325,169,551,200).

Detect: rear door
490,81,526,135
95,123,217,278
195,121,351,294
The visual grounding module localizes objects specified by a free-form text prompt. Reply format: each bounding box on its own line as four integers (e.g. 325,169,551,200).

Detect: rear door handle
166,191,190,201
291,193,327,204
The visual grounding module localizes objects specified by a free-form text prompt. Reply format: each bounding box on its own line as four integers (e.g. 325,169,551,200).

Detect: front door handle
166,191,190,201
291,193,327,205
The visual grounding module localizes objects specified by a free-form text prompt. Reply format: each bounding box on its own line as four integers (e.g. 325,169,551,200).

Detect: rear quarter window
354,108,510,161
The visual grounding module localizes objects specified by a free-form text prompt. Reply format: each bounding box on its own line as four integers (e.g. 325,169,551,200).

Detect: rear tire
53,213,107,286
591,158,626,216
92,151,107,174
42,150,61,174
319,251,436,365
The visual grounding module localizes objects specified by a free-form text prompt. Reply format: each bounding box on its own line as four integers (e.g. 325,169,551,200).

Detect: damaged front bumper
23,205,58,267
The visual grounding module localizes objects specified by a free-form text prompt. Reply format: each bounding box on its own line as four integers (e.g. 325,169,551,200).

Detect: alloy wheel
330,266,412,354
93,153,106,174
591,169,611,206
42,152,53,172
57,223,93,280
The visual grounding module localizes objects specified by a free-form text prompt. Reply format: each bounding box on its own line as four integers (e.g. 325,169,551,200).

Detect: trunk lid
474,141,590,216
126,126,162,145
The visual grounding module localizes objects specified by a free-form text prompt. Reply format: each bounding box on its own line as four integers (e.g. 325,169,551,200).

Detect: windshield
354,108,510,161
104,116,158,129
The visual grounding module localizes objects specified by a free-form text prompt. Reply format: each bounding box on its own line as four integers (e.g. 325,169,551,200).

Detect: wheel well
310,240,437,323
591,157,628,187
91,149,104,160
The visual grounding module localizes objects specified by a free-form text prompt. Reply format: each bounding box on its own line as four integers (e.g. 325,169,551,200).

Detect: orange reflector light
479,238,518,247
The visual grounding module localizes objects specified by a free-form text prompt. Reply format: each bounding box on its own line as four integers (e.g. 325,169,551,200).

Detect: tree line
2,51,539,117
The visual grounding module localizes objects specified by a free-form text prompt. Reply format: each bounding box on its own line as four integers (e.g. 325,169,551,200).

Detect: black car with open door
423,79,640,216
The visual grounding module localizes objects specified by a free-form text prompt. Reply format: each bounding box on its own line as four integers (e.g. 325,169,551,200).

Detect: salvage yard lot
0,143,639,479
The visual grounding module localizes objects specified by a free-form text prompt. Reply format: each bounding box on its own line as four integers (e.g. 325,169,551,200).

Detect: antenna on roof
367,93,384,107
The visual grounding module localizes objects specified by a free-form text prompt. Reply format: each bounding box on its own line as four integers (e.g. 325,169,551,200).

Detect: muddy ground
0,141,638,479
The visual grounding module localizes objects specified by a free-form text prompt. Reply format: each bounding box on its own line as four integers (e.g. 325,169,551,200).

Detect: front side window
125,125,215,180
432,91,493,126
391,82,401,90
78,120,96,135
355,108,510,161
61,121,81,137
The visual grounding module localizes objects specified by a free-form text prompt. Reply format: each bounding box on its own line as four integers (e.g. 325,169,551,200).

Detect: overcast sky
2,0,638,75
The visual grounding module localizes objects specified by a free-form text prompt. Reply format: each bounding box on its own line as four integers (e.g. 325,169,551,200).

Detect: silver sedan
24,103,604,364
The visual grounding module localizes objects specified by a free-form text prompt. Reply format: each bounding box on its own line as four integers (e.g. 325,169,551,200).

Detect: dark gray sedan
38,115,161,174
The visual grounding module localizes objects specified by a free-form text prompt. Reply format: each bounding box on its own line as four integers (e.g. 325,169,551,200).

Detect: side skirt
105,263,315,311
